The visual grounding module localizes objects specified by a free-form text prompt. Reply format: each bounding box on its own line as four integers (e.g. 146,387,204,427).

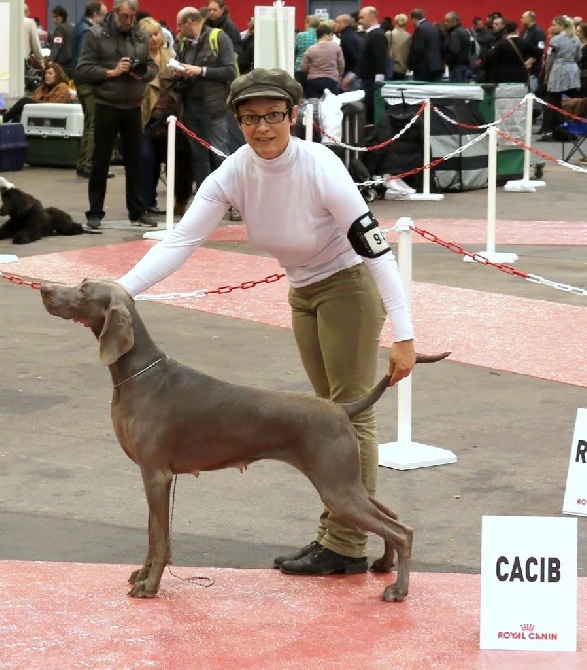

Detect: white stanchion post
464,125,518,264
505,93,546,192
304,103,314,142
143,115,177,241
407,100,444,202
378,217,456,470
274,1,286,70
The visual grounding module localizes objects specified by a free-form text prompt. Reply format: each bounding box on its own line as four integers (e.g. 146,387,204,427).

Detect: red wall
27,1,585,36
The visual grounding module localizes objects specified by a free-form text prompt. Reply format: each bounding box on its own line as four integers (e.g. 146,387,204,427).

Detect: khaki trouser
288,263,386,558
76,84,95,172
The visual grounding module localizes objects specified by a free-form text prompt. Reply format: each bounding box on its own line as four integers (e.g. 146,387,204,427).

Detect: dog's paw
128,566,150,584
381,582,408,602
370,556,394,573
128,580,158,598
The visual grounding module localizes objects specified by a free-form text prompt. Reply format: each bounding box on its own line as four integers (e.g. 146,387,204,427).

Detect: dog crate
21,103,83,168
0,123,28,171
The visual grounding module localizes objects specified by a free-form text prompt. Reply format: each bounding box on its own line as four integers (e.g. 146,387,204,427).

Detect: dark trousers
361,78,375,125
305,77,340,99
182,100,214,189
4,97,35,123
87,103,144,221
140,123,193,210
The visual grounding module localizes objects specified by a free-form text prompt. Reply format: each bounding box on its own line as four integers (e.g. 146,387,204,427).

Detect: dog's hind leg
128,467,173,598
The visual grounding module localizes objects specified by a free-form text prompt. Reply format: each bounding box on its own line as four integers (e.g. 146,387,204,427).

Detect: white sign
480,516,577,652
563,408,587,516
254,5,296,74
0,3,10,95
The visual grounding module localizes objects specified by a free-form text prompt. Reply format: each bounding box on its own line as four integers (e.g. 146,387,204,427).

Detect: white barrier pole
274,1,286,70
464,125,518,264
304,103,314,142
378,217,456,470
504,93,545,192
407,100,444,201
143,115,176,241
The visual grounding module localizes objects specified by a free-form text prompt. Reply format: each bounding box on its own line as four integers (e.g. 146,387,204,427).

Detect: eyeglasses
118,12,136,22
237,111,289,126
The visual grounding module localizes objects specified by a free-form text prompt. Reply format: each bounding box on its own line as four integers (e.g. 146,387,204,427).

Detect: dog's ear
98,300,134,366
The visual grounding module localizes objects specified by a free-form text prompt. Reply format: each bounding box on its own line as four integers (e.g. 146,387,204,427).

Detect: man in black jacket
520,11,546,83
77,0,158,229
357,6,388,124
50,4,75,79
408,8,444,82
205,0,241,59
444,11,471,83
334,13,364,89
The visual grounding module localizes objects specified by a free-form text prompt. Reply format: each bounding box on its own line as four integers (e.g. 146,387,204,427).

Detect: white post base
379,441,457,470
504,179,546,192
142,230,166,240
0,254,19,263
406,193,445,201
463,251,518,263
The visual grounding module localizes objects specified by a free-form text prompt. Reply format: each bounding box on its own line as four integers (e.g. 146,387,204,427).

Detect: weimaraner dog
40,278,449,602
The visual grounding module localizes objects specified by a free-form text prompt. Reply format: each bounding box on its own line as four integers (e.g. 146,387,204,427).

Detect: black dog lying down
0,185,100,244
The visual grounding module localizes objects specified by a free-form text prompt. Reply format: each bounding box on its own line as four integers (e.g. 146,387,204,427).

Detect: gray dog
41,278,449,602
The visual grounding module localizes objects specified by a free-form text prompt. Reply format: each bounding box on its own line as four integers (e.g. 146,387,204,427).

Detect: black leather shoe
86,216,101,230
537,133,554,142
76,169,115,179
273,541,320,568
147,206,166,216
279,545,368,575
130,213,158,227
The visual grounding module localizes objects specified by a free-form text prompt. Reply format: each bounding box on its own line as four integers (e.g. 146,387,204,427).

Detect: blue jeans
449,65,470,83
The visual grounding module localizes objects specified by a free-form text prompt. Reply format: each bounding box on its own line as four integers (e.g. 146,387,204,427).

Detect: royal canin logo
497,623,558,640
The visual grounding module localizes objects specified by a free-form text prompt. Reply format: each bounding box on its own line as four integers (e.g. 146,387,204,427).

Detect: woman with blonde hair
539,15,582,141
4,61,71,123
390,13,411,80
139,17,192,216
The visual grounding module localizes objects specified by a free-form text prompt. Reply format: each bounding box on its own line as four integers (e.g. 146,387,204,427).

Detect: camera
129,58,147,78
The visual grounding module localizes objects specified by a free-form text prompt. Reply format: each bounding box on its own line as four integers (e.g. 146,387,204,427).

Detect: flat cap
227,68,303,109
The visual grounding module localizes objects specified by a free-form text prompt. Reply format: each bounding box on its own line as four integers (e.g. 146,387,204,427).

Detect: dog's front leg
128,467,173,598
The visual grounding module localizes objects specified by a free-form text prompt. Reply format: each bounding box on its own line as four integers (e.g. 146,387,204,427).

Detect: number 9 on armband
347,212,390,258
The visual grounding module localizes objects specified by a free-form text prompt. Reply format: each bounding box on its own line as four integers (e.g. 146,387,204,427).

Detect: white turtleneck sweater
118,137,415,342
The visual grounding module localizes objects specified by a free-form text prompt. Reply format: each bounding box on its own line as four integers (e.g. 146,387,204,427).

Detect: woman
4,62,71,123
481,20,541,86
577,22,587,96
239,17,255,75
389,13,412,80
139,17,193,218
117,68,416,576
300,24,344,98
539,15,582,141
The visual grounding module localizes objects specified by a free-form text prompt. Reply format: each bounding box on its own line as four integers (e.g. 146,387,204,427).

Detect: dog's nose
40,283,55,296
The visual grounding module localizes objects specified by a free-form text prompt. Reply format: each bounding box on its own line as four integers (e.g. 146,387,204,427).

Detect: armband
347,212,390,258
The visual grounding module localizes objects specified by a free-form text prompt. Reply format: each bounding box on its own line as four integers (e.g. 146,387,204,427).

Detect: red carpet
0,562,586,669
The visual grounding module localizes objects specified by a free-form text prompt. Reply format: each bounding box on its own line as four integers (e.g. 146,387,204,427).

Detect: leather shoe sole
279,546,368,575
273,541,320,568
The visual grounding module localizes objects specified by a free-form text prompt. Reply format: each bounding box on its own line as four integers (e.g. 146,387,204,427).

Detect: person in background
4,62,71,123
173,7,237,214
481,19,541,85
407,8,445,82
138,17,193,217
72,2,111,179
116,68,416,577
239,18,255,75
50,5,75,79
520,11,546,90
159,20,176,54
76,0,159,229
206,0,242,60
539,15,582,141
357,6,388,124
444,11,471,83
577,22,587,96
294,15,319,86
491,15,507,43
389,13,411,80
24,4,43,61
301,24,344,98
335,13,363,90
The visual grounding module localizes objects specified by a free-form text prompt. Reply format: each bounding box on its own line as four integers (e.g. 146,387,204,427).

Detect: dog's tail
340,351,451,419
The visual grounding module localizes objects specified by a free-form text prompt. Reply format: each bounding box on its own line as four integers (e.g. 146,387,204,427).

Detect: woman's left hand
388,339,416,386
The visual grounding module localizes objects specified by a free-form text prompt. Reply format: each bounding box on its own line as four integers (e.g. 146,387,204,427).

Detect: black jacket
50,22,75,78
446,23,471,67
519,23,546,76
206,10,242,59
482,36,541,84
408,20,444,80
76,13,158,108
339,26,363,76
358,27,387,80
